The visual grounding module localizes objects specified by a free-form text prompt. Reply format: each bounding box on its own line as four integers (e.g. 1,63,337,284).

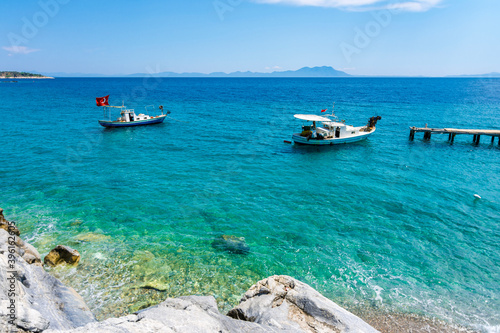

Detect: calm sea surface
1,78,499,331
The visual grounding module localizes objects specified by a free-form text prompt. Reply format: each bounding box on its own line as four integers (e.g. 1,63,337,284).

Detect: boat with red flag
96,95,169,128
290,105,381,145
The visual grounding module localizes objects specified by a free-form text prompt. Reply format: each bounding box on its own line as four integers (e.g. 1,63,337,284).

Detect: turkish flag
96,95,109,106
321,109,327,113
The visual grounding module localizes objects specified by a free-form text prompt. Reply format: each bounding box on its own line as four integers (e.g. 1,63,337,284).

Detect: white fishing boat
96,95,170,128
290,107,381,146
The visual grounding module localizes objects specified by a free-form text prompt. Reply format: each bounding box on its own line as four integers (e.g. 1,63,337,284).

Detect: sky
0,0,499,76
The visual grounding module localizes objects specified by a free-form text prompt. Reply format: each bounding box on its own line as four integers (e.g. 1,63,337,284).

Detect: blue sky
1,0,498,76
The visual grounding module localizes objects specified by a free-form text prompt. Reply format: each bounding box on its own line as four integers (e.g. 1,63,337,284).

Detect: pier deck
409,126,500,144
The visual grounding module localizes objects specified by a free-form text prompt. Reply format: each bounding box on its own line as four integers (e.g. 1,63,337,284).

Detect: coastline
0,208,482,333
0,76,54,79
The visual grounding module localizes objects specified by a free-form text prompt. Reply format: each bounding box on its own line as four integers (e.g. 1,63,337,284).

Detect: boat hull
292,130,374,146
98,115,167,128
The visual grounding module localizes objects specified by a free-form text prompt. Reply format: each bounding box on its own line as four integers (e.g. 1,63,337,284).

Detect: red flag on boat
96,95,109,106
321,109,327,113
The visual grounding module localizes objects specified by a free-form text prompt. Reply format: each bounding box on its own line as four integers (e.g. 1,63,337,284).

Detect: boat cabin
118,109,152,122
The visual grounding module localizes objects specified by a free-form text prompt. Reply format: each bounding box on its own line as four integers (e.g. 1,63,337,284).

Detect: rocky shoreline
0,208,478,332
0,77,54,79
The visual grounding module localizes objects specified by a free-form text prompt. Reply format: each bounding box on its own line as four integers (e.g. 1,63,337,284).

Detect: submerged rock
70,220,84,227
228,275,379,333
44,245,81,267
212,235,250,254
138,279,169,292
75,232,110,243
132,250,155,262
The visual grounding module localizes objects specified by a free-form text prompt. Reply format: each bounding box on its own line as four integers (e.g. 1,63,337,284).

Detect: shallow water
1,77,499,331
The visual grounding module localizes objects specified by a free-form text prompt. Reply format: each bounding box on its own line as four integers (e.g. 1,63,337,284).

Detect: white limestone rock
0,229,96,332
48,296,298,333
228,275,379,333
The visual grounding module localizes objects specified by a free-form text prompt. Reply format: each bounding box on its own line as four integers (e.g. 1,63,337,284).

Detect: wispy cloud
265,65,283,71
2,46,40,56
252,0,443,12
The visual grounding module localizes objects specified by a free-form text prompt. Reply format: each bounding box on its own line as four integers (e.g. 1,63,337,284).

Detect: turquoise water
1,78,499,331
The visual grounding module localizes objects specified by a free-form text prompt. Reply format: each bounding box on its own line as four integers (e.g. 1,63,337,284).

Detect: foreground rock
47,296,280,333
0,208,378,333
49,276,378,333
228,275,379,333
0,210,96,332
44,245,81,267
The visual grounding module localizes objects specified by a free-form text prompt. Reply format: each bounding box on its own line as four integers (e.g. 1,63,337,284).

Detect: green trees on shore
0,71,44,78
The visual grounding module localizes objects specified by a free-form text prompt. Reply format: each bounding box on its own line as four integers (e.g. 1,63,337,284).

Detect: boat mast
327,102,338,122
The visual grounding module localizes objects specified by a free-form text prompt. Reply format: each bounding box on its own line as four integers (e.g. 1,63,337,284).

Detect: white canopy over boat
294,114,332,122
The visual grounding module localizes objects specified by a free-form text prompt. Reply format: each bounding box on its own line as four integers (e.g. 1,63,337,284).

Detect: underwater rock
44,245,81,267
212,235,250,254
75,232,110,243
132,250,155,262
138,280,169,292
92,252,106,260
228,275,379,333
70,219,84,227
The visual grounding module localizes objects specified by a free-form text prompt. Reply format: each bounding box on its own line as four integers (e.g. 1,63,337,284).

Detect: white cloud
387,0,441,12
2,46,40,56
265,65,283,71
252,0,443,12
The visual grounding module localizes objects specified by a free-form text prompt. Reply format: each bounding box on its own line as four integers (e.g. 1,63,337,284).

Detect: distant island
128,66,351,78
0,71,54,79
41,66,351,78
447,72,500,78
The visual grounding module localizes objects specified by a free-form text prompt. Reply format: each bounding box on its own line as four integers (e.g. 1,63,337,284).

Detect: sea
1,77,499,332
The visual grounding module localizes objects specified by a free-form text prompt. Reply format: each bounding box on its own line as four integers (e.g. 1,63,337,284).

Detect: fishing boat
96,95,169,128
290,107,381,146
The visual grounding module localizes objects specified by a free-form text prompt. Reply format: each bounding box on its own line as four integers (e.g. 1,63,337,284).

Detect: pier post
476,135,481,144
492,136,495,144
409,129,415,141
448,133,452,141
473,135,477,143
450,133,456,144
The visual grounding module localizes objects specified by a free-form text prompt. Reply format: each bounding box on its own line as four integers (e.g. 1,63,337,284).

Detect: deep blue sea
1,78,499,331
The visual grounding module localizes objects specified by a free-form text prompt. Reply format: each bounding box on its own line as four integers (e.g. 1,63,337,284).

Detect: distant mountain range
24,68,500,78
40,66,351,78
447,72,500,78
129,66,351,78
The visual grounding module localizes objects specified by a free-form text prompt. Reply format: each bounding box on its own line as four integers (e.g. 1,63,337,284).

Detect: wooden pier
409,126,500,145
